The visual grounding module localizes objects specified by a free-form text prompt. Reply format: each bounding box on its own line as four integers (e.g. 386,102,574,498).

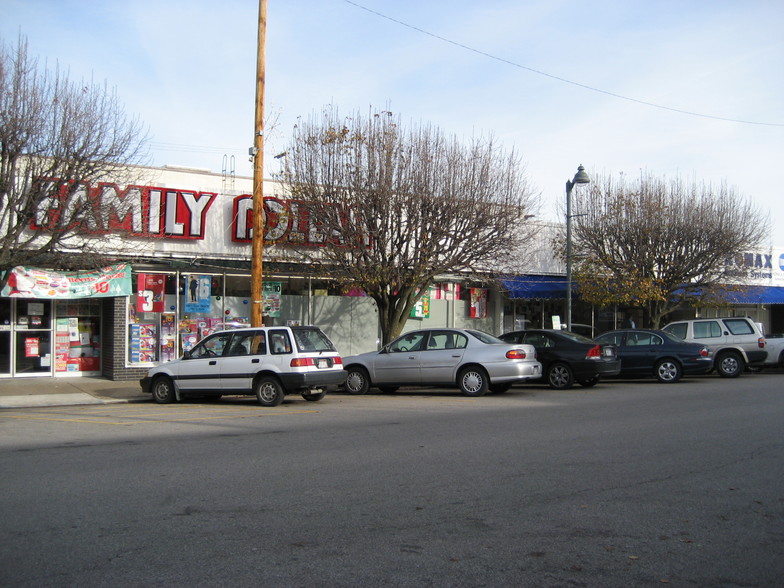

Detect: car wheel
547,363,574,389
151,376,176,404
715,351,743,378
578,376,599,388
458,366,489,397
655,359,682,383
489,383,512,394
378,386,399,394
345,366,370,395
302,391,326,402
254,376,285,406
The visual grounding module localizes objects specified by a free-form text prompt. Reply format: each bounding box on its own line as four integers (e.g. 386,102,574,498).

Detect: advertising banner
1,263,132,298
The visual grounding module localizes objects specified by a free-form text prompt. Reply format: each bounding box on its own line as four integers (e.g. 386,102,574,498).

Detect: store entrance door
0,299,11,376
13,299,53,377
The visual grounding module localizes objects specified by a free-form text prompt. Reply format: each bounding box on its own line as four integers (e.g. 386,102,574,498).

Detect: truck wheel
255,376,285,406
716,351,743,378
151,376,176,404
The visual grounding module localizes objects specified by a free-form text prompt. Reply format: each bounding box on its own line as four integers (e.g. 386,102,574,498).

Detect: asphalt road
1,375,783,587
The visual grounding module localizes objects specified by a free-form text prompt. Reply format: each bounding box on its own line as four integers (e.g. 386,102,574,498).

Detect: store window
128,272,255,366
54,299,101,373
129,273,178,365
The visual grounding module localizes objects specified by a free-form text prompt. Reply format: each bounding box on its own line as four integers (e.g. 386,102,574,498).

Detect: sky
3,0,783,244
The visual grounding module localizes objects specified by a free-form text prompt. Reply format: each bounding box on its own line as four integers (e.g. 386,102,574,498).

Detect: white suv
662,317,767,378
140,326,347,406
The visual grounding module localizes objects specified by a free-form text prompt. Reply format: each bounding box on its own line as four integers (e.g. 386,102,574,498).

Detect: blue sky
3,0,783,244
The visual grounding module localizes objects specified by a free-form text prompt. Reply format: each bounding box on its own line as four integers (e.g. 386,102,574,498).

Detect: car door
522,332,556,371
219,330,264,392
617,331,657,376
371,331,428,385
176,331,232,392
419,330,468,384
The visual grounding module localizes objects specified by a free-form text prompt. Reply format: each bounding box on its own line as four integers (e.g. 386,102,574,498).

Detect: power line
150,141,245,155
344,0,784,128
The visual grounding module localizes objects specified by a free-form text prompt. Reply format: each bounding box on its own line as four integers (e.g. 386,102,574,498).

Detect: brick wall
101,297,148,381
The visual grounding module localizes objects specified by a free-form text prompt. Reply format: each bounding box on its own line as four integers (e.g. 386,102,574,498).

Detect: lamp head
572,164,590,185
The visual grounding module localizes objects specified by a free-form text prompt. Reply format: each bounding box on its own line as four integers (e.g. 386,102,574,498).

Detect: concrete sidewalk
0,376,149,409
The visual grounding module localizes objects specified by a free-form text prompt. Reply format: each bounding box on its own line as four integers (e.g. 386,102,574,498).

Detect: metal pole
565,180,573,332
250,0,266,327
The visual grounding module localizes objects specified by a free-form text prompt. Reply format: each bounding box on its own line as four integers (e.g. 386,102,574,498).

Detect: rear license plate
317,359,329,368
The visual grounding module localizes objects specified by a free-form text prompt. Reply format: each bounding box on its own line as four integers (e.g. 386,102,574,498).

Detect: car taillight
586,345,602,359
290,358,315,367
333,356,343,365
506,349,527,359
700,347,710,357
758,337,766,349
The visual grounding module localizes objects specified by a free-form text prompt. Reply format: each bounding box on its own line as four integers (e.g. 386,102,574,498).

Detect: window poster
470,288,488,319
25,337,40,357
410,295,430,319
184,274,212,313
262,281,282,317
137,273,165,312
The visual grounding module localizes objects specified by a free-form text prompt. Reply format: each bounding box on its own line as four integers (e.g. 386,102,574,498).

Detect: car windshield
465,330,504,344
292,328,336,352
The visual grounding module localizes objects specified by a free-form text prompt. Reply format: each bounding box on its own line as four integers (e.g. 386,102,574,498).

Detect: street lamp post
565,164,591,332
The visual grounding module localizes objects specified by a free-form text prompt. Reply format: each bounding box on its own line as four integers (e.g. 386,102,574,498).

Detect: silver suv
662,317,767,378
140,326,347,406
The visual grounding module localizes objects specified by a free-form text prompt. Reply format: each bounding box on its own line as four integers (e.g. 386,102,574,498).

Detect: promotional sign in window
137,273,165,312
262,282,282,318
184,275,211,313
410,295,430,319
25,337,40,357
470,289,488,319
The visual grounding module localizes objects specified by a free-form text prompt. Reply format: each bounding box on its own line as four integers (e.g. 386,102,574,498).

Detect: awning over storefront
726,286,784,304
501,275,568,299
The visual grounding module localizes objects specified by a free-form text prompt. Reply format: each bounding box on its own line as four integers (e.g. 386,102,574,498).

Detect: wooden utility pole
250,0,267,327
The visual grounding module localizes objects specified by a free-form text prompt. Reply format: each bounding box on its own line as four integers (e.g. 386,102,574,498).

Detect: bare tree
565,173,769,328
278,107,537,344
0,35,148,284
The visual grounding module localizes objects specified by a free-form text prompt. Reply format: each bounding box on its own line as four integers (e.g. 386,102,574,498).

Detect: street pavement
0,375,148,408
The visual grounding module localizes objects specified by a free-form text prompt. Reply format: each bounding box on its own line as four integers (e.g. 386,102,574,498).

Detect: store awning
501,275,568,299
726,286,784,304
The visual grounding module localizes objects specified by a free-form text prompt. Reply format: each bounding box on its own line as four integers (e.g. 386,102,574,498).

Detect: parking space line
0,406,320,426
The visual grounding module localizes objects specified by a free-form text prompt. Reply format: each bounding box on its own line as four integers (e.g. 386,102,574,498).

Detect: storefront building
3,164,783,380
0,165,505,380
500,243,784,336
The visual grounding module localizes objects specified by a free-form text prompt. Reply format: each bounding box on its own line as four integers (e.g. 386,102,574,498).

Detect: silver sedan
343,328,541,397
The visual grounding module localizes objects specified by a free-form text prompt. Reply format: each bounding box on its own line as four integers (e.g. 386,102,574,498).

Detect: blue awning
725,286,784,304
501,275,568,299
